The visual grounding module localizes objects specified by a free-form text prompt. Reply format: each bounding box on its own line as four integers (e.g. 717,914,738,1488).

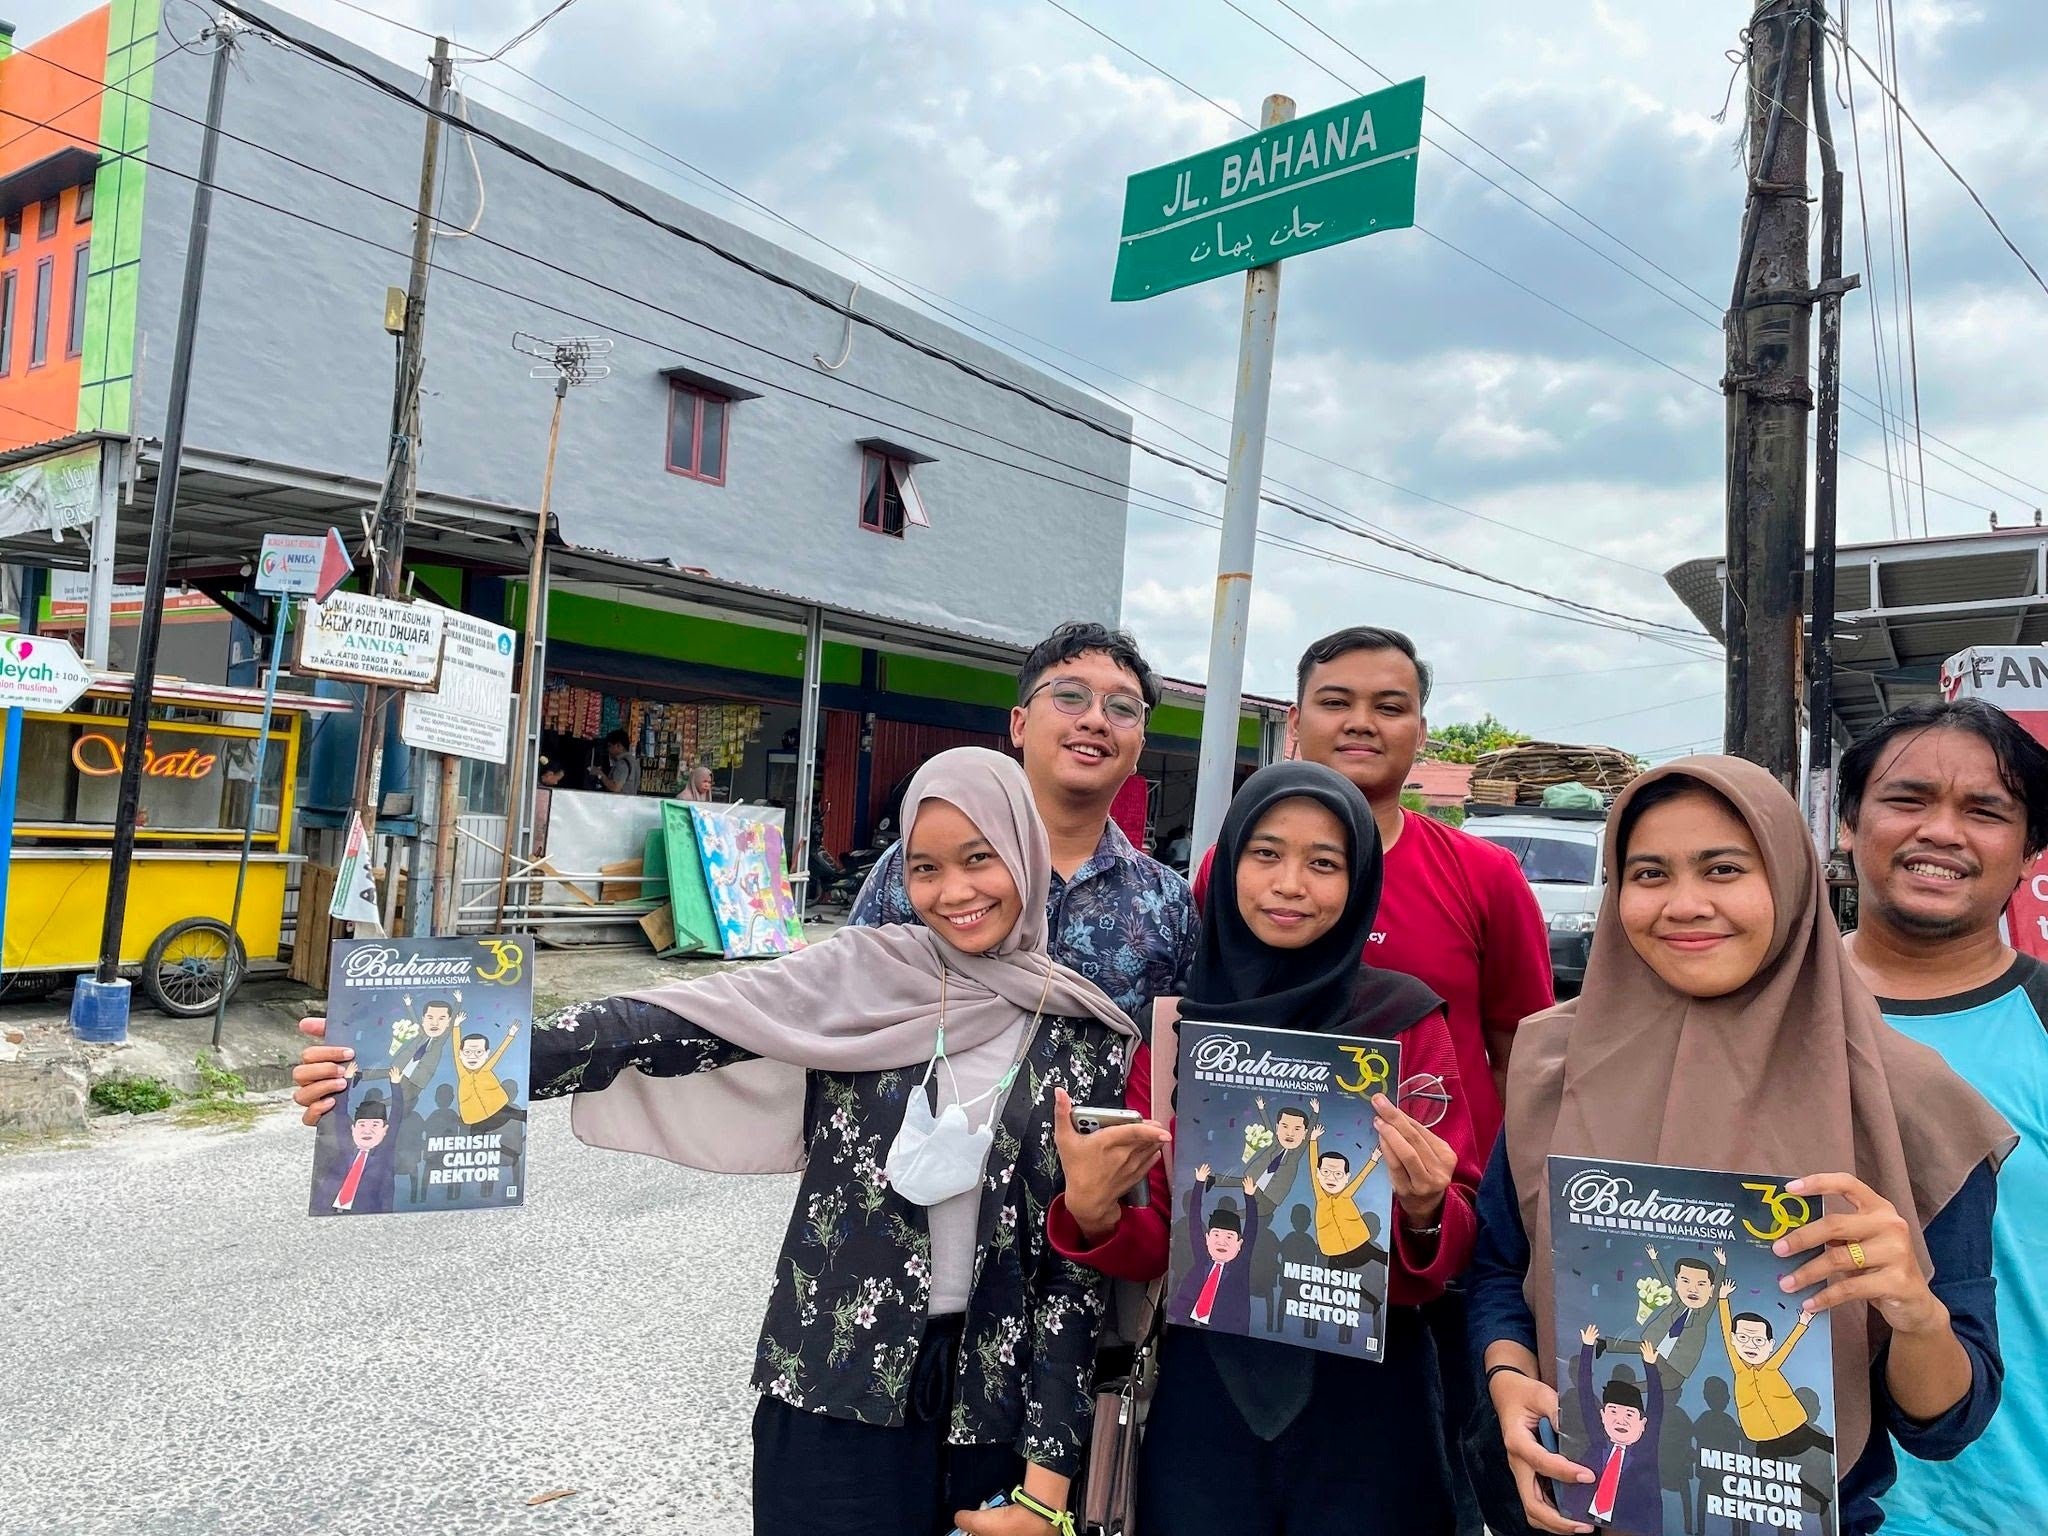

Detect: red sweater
1046,1021,1484,1305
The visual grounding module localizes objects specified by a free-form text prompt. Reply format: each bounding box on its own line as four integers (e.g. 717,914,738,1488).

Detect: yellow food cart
4,676,344,1014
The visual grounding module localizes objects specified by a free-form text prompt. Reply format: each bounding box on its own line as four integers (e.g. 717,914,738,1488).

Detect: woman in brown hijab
1466,756,2014,1536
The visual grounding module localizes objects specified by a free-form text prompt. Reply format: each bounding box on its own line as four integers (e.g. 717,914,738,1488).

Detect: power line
1219,0,1725,326
0,73,1717,659
479,0,586,63
1829,16,2048,301
1255,0,2043,515
1267,0,1727,317
1437,658,1718,686
454,59,1678,584
97,9,1715,643
1881,0,1932,538
1039,0,1253,129
1559,688,1724,730
312,0,2040,539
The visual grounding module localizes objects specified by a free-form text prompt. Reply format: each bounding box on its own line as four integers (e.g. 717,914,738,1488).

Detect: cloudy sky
21,0,2046,757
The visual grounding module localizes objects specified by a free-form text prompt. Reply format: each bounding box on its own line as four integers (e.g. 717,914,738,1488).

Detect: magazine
1547,1154,1838,1536
310,936,534,1218
1166,1019,1402,1362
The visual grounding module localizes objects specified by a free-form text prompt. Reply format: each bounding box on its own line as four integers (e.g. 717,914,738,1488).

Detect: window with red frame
666,381,727,483
858,450,930,538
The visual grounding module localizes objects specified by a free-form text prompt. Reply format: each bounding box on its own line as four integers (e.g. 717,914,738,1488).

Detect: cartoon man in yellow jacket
452,1020,521,1125
1307,1104,1385,1270
1718,1280,1834,1459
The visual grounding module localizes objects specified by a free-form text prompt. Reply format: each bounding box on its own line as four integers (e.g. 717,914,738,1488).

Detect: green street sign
1111,77,1425,302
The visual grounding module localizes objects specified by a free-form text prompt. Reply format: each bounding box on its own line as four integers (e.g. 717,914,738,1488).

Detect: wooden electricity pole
1723,0,1814,790
346,35,451,932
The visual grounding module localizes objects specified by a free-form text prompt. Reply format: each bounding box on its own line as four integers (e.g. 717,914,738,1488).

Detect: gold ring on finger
1846,1240,1868,1270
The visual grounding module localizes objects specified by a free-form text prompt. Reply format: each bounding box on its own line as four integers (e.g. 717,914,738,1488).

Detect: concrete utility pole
347,35,451,934
496,335,611,927
1190,92,1295,864
1722,1,1813,791
91,18,237,997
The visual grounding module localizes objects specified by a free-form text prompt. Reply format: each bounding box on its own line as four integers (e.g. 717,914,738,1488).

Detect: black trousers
750,1315,1022,1536
1136,1307,1454,1535
1424,1284,1484,1536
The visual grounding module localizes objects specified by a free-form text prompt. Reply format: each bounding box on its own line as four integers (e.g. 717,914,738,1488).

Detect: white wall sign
400,611,517,762
0,633,92,711
296,592,445,690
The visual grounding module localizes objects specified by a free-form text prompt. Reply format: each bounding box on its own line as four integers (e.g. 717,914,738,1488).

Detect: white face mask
885,1028,1018,1208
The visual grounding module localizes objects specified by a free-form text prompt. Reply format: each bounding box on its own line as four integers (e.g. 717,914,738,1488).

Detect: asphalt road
0,1101,793,1535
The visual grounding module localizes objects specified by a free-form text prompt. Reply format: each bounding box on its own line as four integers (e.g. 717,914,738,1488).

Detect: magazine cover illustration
1167,1019,1402,1362
311,936,533,1218
1548,1154,1837,1536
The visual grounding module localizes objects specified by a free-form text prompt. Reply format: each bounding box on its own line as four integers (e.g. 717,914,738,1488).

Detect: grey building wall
134,2,1132,648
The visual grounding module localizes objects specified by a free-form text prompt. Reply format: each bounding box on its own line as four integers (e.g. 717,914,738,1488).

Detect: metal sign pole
1190,93,1295,865
211,594,289,1049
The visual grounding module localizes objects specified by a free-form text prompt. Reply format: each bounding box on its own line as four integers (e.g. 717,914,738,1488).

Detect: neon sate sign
70,732,220,781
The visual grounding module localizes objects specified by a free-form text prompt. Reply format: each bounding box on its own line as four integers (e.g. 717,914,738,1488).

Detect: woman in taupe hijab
1465,756,2013,1536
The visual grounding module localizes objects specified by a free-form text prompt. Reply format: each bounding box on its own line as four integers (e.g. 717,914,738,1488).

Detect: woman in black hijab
1050,763,1485,1533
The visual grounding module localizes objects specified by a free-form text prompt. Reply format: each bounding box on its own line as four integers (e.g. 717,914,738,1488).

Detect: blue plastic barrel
70,976,131,1044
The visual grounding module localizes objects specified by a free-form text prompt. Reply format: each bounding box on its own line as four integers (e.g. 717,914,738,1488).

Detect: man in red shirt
1193,625,1552,1535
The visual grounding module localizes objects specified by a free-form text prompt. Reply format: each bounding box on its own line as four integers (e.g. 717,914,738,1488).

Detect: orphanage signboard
296,592,445,691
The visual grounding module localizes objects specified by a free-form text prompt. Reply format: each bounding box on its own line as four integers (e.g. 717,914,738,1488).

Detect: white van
1462,806,1607,989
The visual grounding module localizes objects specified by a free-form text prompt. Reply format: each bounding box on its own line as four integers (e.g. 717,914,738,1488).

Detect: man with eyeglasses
849,621,1197,1023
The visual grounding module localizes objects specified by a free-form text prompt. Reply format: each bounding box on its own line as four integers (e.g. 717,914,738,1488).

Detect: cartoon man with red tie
1172,1163,1261,1333
311,1068,410,1217
1571,1325,1665,1532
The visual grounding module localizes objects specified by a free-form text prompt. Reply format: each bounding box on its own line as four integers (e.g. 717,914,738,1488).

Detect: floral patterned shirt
531,998,1127,1475
849,819,1196,1024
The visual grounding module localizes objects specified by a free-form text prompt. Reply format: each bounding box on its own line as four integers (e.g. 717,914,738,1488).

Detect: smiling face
1315,1151,1350,1193
1732,1318,1774,1366
1235,798,1352,949
1843,726,2030,946
1601,1401,1647,1446
1673,1260,1716,1309
1274,1107,1308,1149
1288,646,1427,805
458,1035,489,1069
1204,1222,1243,1263
1010,649,1147,808
1618,787,1776,999
350,1114,388,1151
420,1004,452,1037
904,797,1023,956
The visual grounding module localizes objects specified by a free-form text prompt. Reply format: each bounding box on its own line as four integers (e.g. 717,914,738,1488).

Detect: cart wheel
142,919,247,1018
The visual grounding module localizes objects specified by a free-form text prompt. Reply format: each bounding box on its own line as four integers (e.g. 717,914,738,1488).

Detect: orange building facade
0,1,153,454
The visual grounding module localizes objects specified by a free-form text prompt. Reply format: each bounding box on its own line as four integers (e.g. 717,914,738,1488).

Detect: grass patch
532,991,572,1015
172,1051,260,1132
90,1077,175,1116
173,1098,264,1130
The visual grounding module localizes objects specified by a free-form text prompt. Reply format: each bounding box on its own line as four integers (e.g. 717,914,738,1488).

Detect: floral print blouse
531,997,1127,1475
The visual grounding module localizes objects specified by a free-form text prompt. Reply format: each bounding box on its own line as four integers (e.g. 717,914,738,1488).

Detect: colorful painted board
690,807,804,957
659,801,722,956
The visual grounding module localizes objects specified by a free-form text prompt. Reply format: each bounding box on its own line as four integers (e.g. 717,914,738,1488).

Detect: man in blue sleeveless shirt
1839,698,2048,1536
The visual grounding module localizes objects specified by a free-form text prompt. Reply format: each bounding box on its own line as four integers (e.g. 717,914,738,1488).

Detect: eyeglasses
1397,1073,1452,1130
1024,678,1150,731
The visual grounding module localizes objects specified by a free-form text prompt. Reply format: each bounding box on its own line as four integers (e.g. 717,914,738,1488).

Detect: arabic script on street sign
0,633,93,712
1111,77,1425,302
